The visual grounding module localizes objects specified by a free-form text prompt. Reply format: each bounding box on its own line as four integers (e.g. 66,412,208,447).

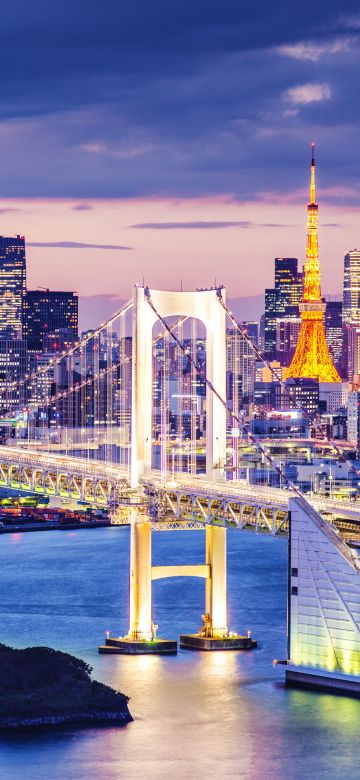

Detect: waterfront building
343,249,360,325
285,146,340,382
0,235,26,338
24,289,78,351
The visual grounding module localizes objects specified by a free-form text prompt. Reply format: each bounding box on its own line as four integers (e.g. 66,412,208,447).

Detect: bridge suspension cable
144,287,303,498
0,299,134,401
215,291,360,485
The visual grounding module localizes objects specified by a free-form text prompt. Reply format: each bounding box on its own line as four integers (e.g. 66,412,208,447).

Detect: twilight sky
1,1,360,324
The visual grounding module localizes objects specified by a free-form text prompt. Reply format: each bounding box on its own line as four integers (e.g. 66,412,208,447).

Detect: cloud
283,82,332,104
81,142,157,159
342,14,360,30
0,2,357,203
277,37,357,61
80,143,106,154
71,202,94,211
0,207,25,214
321,223,343,228
130,220,292,230
27,241,133,250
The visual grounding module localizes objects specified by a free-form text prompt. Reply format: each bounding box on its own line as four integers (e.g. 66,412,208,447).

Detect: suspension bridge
1,284,360,692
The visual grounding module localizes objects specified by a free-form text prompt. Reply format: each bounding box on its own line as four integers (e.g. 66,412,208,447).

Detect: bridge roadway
0,446,129,506
149,469,359,513
0,446,360,533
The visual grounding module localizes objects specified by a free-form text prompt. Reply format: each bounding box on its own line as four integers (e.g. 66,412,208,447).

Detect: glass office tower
0,235,26,338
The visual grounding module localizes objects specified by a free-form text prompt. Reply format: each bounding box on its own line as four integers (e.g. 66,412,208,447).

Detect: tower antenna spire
310,142,316,205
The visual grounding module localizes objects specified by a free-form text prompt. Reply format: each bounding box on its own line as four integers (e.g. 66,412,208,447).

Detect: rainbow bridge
1,285,360,692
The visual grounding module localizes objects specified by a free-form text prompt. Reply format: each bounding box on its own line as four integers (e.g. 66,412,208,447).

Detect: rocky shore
0,644,132,729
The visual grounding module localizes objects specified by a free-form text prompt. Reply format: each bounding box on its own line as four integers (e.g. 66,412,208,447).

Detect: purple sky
1,2,359,324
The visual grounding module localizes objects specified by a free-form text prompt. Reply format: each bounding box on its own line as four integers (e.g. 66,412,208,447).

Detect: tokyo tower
285,145,341,382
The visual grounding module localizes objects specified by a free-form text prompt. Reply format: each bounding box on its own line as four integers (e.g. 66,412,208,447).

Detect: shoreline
0,520,115,534
0,644,133,731
0,709,133,730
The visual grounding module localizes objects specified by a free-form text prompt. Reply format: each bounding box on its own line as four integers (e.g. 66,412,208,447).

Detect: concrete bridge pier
180,525,256,650
99,516,256,655
205,525,228,638
99,514,177,654
128,518,152,640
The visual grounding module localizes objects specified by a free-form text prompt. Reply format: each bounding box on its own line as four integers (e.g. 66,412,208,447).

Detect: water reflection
0,527,360,779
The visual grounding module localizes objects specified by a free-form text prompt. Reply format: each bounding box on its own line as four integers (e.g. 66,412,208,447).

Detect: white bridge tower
130,285,227,486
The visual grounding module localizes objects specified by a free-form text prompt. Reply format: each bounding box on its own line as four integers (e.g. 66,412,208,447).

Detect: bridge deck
1,446,360,527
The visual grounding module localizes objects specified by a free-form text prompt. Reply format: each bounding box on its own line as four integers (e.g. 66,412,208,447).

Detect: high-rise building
274,257,302,318
0,235,26,338
276,317,301,366
240,321,258,347
325,301,343,375
0,338,27,413
347,390,360,449
259,313,265,353
264,288,277,359
345,324,360,380
264,259,301,360
24,290,78,351
285,146,340,383
226,327,256,404
343,250,360,325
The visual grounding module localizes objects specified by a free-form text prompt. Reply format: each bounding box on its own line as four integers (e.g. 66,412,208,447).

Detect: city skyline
0,190,358,315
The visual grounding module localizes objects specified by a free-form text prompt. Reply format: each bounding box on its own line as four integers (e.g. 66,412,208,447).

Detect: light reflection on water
0,527,359,779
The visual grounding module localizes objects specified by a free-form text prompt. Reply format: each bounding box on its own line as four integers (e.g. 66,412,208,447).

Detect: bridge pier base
99,515,177,655
180,526,257,651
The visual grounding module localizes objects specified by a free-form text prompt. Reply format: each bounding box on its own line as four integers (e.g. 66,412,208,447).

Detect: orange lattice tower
285,145,341,382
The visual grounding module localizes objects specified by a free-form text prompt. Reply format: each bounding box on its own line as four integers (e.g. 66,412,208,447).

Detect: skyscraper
264,288,277,359
24,289,78,351
343,250,360,325
274,257,302,318
285,146,340,383
0,235,26,338
276,317,301,366
226,327,256,403
264,258,301,359
0,338,27,413
325,301,343,375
